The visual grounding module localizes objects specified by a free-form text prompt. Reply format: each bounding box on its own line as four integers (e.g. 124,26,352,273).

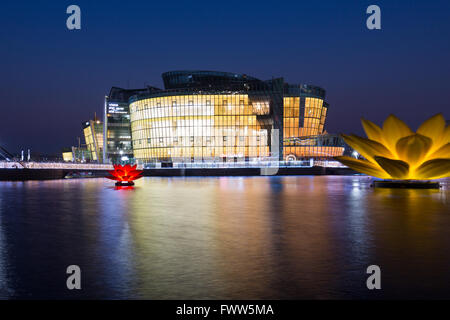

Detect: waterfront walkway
0,160,353,180
0,160,346,170
0,161,115,170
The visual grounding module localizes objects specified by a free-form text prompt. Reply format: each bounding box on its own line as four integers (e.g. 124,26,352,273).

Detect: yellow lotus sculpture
335,114,450,180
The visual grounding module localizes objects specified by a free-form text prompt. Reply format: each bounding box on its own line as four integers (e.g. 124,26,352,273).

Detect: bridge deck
0,161,120,170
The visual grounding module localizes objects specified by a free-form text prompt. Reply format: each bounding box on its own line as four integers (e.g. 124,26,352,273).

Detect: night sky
1,0,449,154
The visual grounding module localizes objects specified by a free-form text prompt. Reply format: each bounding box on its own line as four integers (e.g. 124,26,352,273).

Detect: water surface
0,176,449,299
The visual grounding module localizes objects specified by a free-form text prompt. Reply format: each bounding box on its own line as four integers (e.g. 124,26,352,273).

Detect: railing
144,160,348,169
0,161,117,170
1,160,347,170
0,161,24,169
313,160,348,168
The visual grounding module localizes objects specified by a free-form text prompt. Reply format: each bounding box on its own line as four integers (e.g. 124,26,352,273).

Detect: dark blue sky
1,0,449,154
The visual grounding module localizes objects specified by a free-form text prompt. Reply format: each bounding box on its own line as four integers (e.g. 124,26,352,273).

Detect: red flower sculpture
107,164,143,186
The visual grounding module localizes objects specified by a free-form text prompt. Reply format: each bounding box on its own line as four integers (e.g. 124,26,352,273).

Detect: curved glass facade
283,96,328,138
162,70,259,90
130,94,271,162
282,95,342,159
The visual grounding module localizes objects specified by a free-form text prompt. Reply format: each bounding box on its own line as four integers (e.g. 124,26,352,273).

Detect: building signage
108,104,127,114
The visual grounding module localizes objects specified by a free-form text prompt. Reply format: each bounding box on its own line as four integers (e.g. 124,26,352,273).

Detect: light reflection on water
0,176,449,299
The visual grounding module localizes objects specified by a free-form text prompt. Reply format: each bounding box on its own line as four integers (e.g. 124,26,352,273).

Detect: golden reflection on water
105,177,389,298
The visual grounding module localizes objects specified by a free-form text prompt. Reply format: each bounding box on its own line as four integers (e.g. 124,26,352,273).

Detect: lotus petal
128,171,142,179
442,125,450,144
334,156,390,179
396,133,432,168
105,176,119,181
107,170,121,178
361,118,384,144
432,125,450,152
374,156,409,179
417,113,446,151
427,143,450,160
382,115,413,154
414,158,450,180
342,134,394,163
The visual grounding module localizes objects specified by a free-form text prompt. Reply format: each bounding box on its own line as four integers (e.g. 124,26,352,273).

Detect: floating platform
115,181,135,186
372,180,440,189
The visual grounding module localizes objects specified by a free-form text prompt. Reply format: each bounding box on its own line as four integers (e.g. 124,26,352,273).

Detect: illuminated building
282,85,345,159
83,120,103,162
62,150,73,162
61,146,92,162
103,87,158,163
102,70,345,164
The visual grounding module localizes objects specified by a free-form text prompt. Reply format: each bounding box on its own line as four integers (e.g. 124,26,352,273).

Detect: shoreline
0,166,358,181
